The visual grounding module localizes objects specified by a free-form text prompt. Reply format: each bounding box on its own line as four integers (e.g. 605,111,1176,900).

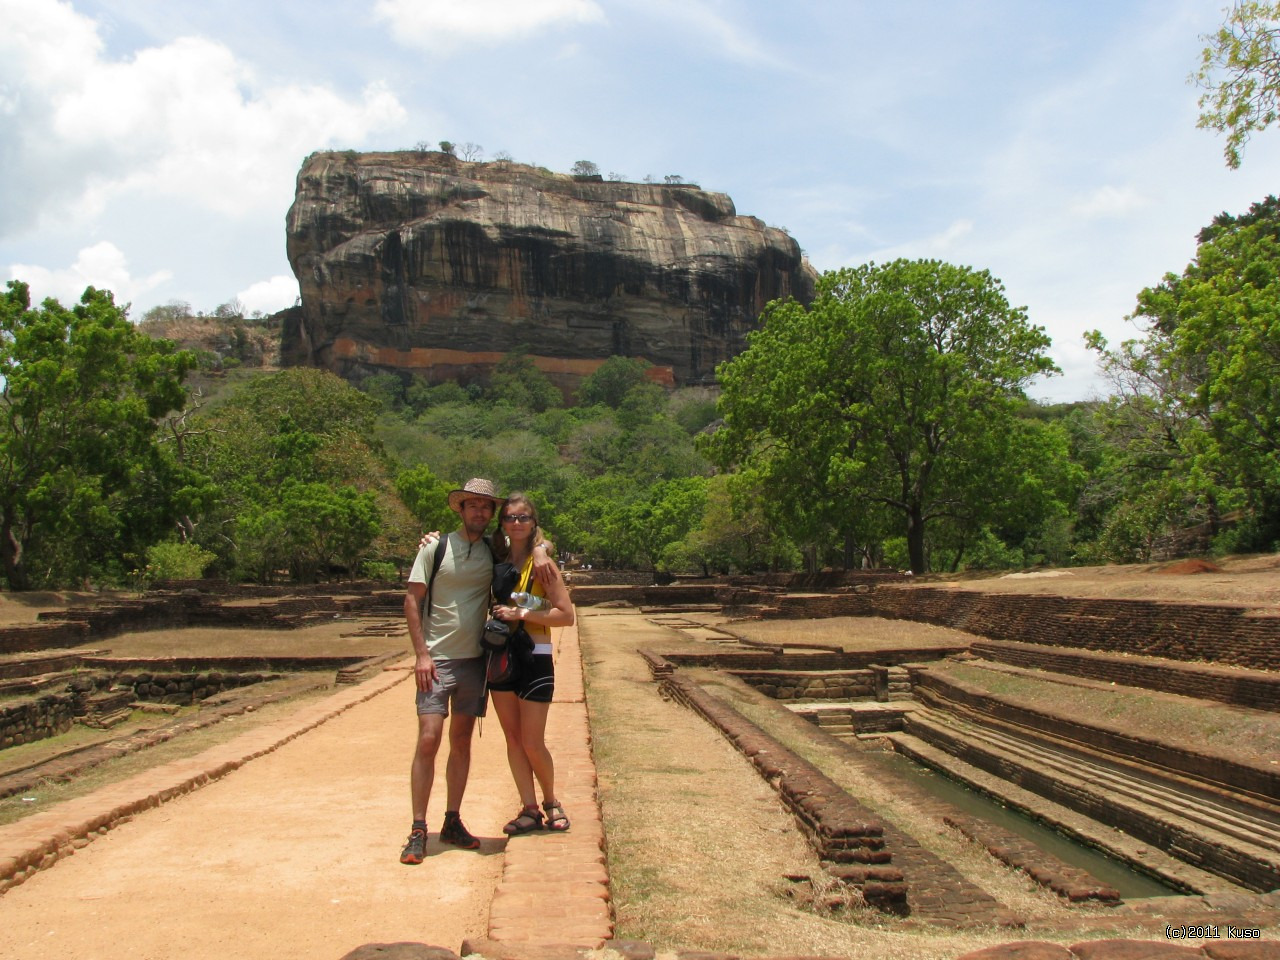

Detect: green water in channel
861,745,1177,899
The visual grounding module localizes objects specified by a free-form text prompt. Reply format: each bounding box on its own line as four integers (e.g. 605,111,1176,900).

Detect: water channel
861,746,1176,899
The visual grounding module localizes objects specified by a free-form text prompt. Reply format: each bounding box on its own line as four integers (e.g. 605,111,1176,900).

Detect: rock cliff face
282,151,815,393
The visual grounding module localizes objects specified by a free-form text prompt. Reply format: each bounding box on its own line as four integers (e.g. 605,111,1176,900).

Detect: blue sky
3,0,1278,402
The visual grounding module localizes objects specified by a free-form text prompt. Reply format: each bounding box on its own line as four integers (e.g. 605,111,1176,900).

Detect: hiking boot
439,811,481,849
399,827,428,865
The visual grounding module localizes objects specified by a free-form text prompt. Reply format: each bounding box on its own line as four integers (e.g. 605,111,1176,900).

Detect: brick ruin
596,578,1280,928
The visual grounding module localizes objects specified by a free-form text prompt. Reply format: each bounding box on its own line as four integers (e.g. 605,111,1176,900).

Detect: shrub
146,540,217,581
362,559,400,581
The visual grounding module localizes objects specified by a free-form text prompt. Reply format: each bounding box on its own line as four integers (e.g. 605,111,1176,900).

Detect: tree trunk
1,515,29,591
906,507,927,575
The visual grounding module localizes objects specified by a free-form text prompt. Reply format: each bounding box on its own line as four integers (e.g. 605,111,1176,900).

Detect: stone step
883,729,1237,898
80,707,132,730
0,671,79,696
919,709,1280,853
894,709,1278,893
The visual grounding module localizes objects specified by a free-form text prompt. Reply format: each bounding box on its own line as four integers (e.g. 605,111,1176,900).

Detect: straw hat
447,477,505,513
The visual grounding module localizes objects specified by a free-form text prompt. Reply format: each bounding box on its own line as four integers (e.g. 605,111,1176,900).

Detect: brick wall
731,669,878,700
768,587,1280,673
648,653,905,911
111,670,285,705
0,621,91,655
659,647,964,673
971,639,1280,711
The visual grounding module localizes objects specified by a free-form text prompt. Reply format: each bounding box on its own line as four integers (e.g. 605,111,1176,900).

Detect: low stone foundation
639,649,905,910
0,589,370,656
0,695,76,748
769,587,1280,673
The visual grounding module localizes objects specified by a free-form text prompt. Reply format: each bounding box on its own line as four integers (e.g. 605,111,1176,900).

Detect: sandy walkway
0,666,515,959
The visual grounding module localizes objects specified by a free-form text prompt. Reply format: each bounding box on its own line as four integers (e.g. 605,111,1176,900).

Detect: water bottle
510,591,548,611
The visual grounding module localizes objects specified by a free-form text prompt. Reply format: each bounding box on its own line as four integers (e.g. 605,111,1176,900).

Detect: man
399,477,504,864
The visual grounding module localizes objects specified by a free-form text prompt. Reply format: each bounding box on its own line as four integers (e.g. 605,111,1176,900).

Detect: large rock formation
282,151,815,393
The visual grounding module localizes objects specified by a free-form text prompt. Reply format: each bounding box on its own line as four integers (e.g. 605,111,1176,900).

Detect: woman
488,492,576,834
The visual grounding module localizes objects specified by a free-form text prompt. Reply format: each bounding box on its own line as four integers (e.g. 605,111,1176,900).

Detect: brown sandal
503,805,543,835
542,799,570,832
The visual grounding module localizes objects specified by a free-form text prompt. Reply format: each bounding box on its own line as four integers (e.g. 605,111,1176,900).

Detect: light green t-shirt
407,531,493,660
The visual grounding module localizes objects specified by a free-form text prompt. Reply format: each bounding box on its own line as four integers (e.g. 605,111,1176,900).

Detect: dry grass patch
728,615,977,651
69,619,405,658
933,661,1280,768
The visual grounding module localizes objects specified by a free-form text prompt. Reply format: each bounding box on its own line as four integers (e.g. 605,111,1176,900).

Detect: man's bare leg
410,713,446,821
402,712,445,864
444,712,477,810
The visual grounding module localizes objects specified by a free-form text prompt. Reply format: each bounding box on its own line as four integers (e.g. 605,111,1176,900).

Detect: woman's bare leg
491,690,536,807
517,699,555,803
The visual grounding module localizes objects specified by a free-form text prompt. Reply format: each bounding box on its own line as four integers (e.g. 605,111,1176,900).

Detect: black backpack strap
423,535,449,618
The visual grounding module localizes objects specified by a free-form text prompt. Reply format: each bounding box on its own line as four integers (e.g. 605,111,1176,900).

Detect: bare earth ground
0,662,519,960
1,557,1279,958
917,552,1280,609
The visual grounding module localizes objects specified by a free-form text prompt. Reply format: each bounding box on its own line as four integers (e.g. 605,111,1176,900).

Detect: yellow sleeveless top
517,554,550,640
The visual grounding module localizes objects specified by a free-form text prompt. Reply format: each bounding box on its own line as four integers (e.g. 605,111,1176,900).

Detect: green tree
621,476,708,571
0,282,197,589
1196,2,1280,168
661,473,799,575
185,368,413,580
710,260,1059,574
145,540,217,581
396,464,458,535
488,350,562,412
138,300,194,327
360,371,406,411
577,356,655,408
1088,195,1280,550
404,376,468,415
275,480,380,581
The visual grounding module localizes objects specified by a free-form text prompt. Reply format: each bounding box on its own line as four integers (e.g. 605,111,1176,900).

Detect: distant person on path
488,492,576,834
399,477,503,865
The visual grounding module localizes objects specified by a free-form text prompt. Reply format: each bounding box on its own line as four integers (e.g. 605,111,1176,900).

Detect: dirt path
0,666,514,959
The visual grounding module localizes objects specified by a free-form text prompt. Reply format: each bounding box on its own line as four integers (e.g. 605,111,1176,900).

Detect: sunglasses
501,514,534,524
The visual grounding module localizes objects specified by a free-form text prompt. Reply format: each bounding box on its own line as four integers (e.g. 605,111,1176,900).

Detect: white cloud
9,241,170,308
637,0,787,68
0,0,406,236
375,0,604,53
861,219,977,265
1070,185,1149,220
237,274,299,315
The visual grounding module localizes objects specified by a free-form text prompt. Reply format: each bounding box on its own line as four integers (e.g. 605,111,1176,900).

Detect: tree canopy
0,282,197,589
183,368,408,582
1196,2,1280,168
1088,195,1280,553
708,260,1061,573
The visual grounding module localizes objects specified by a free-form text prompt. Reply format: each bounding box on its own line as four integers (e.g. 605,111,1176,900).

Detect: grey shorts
415,657,488,717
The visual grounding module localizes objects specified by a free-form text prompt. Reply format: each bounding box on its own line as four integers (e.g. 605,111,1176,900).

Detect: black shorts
488,652,554,703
